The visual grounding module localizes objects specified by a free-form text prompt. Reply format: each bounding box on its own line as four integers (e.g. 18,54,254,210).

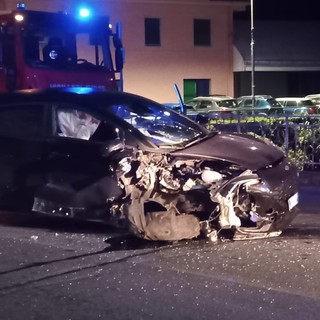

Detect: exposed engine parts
114,150,298,242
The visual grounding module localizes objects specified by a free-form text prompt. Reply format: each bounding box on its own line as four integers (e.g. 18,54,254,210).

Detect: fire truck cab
0,4,123,92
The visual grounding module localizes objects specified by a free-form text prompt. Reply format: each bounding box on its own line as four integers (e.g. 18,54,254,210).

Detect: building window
194,19,211,46
183,79,210,101
145,18,160,46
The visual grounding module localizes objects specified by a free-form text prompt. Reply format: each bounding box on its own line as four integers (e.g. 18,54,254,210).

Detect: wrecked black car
0,88,299,241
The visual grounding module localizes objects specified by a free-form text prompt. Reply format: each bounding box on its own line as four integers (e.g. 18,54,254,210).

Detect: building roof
234,19,320,70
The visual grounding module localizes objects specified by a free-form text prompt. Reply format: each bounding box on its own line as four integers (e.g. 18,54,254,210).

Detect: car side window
55,107,119,142
199,101,210,109
286,101,296,107
244,100,252,107
187,101,197,108
0,104,44,139
56,108,101,140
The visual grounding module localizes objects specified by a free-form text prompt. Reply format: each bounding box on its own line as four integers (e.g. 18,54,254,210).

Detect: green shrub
205,115,320,170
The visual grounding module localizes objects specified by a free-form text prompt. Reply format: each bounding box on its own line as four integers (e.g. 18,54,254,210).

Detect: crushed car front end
115,132,299,242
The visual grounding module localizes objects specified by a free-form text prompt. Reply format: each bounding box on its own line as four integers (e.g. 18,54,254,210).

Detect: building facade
3,0,248,102
233,19,320,98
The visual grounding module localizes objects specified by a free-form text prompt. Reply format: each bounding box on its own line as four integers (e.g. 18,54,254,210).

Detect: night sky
235,0,320,21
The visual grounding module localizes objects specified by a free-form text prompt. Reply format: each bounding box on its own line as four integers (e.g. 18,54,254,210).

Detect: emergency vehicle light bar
16,2,26,10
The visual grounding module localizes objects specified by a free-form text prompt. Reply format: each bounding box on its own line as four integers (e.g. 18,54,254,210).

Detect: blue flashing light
16,2,26,10
78,7,91,19
60,86,105,94
71,86,95,94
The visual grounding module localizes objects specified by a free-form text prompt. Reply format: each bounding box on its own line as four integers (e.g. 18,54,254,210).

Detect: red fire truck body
0,7,123,92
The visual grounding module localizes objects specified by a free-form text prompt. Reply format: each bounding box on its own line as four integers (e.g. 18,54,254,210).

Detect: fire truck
0,3,123,92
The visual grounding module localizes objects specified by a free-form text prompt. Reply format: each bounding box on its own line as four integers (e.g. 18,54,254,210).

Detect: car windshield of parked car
109,101,208,146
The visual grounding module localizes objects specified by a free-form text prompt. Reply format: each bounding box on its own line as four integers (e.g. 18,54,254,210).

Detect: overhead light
14,14,24,22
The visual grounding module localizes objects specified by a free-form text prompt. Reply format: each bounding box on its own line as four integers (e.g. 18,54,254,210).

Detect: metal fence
203,114,320,171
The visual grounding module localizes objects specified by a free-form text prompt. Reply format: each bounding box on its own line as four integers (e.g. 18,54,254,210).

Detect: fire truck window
0,34,15,67
24,36,40,61
76,34,100,65
43,37,67,65
0,105,44,139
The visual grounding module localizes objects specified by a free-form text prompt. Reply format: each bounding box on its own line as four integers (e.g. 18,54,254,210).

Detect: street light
250,0,255,114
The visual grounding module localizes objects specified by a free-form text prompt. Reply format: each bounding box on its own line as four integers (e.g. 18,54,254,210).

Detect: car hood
169,132,284,170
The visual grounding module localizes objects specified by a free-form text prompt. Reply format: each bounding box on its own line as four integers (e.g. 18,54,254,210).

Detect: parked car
185,95,239,116
276,97,319,115
163,96,239,123
0,88,299,242
236,95,283,115
305,94,320,108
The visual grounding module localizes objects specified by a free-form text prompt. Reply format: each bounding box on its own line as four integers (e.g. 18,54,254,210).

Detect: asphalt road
0,189,319,320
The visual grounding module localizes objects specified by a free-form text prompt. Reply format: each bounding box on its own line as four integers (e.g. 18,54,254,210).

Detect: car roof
237,95,273,99
208,94,234,99
306,94,320,98
0,87,158,109
276,97,311,101
189,96,236,101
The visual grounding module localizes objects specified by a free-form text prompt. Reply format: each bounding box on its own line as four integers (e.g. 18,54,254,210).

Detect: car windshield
109,100,208,146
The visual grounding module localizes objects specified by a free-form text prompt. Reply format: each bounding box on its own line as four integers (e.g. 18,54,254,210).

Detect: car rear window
297,100,314,106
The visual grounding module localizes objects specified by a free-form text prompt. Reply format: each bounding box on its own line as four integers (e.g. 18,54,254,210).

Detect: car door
35,103,125,214
242,99,253,114
285,100,297,115
0,103,47,209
